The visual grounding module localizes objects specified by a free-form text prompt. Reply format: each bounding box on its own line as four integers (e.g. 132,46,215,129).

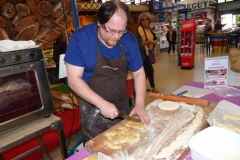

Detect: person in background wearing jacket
135,12,159,93
64,0,150,145
166,26,176,54
215,19,226,31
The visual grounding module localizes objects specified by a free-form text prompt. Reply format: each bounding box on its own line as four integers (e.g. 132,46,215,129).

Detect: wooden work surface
85,100,218,160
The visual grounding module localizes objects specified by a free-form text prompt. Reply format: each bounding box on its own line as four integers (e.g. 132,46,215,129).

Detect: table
67,81,240,160
209,32,229,54
0,114,68,160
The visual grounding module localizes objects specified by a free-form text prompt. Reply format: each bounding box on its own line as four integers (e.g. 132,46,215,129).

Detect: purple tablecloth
68,81,240,160
186,81,240,106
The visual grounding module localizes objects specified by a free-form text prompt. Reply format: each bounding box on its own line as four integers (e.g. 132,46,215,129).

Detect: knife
118,113,141,122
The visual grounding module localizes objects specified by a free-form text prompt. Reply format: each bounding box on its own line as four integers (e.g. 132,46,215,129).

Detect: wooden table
67,81,240,159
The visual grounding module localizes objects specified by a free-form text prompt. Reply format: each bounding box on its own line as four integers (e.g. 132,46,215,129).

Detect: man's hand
129,106,151,124
97,101,119,119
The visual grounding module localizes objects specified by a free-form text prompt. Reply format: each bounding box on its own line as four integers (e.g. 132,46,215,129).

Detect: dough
223,114,240,121
124,121,146,130
104,126,140,148
216,122,240,134
103,140,122,150
83,155,98,160
153,107,204,159
158,101,180,111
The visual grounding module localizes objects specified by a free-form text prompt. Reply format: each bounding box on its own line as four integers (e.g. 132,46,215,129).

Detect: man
166,26,176,54
215,19,226,31
64,0,151,145
204,18,212,34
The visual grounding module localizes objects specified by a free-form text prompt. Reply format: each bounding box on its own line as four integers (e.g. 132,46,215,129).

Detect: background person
64,0,150,145
215,19,226,31
135,12,159,93
204,18,213,34
166,26,176,54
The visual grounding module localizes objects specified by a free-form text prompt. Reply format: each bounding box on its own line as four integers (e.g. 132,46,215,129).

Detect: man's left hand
129,106,151,124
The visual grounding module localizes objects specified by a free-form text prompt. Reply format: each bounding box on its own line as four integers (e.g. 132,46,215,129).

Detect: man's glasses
102,24,127,35
141,18,150,21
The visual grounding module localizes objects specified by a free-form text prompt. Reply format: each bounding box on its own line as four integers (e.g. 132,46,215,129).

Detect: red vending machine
180,19,196,69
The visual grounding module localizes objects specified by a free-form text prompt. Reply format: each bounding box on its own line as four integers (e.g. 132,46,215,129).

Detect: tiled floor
47,44,240,160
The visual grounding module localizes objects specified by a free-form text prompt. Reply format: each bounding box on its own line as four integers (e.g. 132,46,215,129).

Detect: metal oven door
0,60,54,135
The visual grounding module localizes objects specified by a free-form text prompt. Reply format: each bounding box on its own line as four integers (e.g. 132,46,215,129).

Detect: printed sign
204,56,228,88
193,12,207,19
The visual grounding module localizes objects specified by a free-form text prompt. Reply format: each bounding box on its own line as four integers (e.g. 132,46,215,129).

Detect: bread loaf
43,16,56,29
16,3,31,17
15,22,39,41
26,0,44,25
0,91,31,105
12,14,22,26
0,27,9,40
6,22,15,40
53,2,63,19
51,90,78,106
38,1,53,17
10,0,25,5
0,16,7,28
15,15,36,32
1,3,16,19
33,27,50,42
0,0,6,7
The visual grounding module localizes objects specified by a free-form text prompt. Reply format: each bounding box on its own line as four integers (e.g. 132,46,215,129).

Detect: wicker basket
229,48,240,73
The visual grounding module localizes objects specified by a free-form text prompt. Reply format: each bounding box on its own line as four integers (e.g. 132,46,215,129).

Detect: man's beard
105,38,120,47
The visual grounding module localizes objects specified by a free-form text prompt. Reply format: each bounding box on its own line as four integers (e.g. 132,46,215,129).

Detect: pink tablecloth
68,81,240,160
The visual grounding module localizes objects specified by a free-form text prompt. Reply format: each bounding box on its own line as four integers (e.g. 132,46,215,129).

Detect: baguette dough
124,121,146,130
223,114,240,121
158,101,180,111
216,122,240,134
103,140,122,149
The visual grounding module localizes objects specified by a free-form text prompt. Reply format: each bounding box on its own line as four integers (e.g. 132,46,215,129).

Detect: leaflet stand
180,19,196,69
0,114,68,160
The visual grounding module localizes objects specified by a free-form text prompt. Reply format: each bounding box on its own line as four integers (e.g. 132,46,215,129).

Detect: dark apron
79,35,129,145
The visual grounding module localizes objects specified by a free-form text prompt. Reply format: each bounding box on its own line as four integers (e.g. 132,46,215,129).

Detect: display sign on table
204,56,228,88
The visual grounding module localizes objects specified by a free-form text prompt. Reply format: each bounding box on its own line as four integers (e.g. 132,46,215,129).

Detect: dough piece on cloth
216,122,240,134
158,101,180,111
124,121,146,130
223,114,240,121
103,140,122,149
83,155,98,160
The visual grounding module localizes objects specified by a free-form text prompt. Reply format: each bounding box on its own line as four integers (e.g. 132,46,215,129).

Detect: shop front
177,0,216,43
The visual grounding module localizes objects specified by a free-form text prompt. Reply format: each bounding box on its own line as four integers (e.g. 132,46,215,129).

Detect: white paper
59,54,67,79
172,85,214,98
0,40,38,52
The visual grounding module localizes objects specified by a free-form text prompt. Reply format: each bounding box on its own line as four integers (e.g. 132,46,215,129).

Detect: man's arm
65,63,119,119
129,67,151,124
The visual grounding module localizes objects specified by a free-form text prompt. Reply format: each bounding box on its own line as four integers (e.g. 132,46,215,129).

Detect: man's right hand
98,101,118,119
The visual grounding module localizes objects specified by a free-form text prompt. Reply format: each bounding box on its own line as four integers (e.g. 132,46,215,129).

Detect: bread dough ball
158,101,180,111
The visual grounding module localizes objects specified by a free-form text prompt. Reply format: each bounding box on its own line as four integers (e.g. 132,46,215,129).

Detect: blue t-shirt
64,23,143,82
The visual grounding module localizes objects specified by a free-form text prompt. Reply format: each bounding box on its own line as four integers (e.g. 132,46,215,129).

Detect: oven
0,47,54,135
